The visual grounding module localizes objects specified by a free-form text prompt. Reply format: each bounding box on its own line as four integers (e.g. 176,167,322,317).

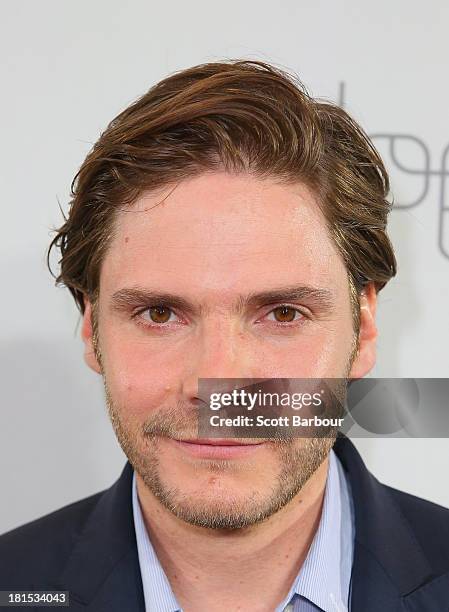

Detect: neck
136,455,330,611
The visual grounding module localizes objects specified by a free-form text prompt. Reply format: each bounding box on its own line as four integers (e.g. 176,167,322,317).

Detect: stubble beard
103,377,348,531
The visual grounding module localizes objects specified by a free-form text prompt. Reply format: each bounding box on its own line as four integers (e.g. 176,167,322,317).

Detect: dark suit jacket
1,434,449,611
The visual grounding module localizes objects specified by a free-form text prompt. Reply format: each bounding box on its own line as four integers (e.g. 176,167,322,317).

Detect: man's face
82,172,376,529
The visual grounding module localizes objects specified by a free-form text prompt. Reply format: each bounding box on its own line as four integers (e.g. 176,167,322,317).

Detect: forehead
100,172,346,295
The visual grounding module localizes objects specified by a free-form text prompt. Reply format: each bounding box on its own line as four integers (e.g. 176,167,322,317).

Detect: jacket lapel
333,434,444,612
56,463,145,611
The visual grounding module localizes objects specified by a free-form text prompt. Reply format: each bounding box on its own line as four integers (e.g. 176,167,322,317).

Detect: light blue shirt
132,448,355,611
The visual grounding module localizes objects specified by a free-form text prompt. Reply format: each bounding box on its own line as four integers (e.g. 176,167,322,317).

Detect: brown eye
148,305,173,324
270,306,300,323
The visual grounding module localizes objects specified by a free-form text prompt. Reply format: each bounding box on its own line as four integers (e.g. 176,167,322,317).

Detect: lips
175,438,265,446
166,437,267,459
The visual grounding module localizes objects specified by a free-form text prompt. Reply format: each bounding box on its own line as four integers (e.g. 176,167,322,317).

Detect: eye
265,305,304,323
139,305,178,325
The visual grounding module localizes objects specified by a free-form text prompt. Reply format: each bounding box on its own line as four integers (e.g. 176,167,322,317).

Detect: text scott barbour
209,415,345,427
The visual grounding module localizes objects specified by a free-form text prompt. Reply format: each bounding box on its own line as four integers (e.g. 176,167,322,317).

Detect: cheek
257,332,353,379
100,333,182,420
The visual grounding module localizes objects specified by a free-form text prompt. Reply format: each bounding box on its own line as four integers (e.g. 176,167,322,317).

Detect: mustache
142,402,200,440
141,402,295,444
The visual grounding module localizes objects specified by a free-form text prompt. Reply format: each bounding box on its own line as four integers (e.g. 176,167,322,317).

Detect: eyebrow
110,285,335,317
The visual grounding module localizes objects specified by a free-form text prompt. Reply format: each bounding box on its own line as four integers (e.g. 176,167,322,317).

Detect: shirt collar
276,448,355,612
132,448,354,612
132,473,182,612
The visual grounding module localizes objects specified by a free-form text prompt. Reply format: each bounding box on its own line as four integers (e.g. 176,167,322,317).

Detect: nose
181,321,256,403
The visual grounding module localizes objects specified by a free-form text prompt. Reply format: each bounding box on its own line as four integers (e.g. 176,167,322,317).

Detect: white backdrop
1,0,448,534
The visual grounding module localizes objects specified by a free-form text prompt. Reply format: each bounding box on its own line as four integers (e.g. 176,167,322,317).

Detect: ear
348,282,378,378
81,296,102,374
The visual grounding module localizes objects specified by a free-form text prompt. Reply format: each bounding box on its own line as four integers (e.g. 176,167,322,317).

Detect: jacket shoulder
0,490,105,588
385,484,449,572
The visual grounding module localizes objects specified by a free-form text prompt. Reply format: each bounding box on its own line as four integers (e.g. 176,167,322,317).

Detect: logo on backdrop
338,83,449,261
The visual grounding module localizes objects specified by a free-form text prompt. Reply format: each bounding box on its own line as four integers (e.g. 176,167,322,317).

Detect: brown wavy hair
47,59,397,333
